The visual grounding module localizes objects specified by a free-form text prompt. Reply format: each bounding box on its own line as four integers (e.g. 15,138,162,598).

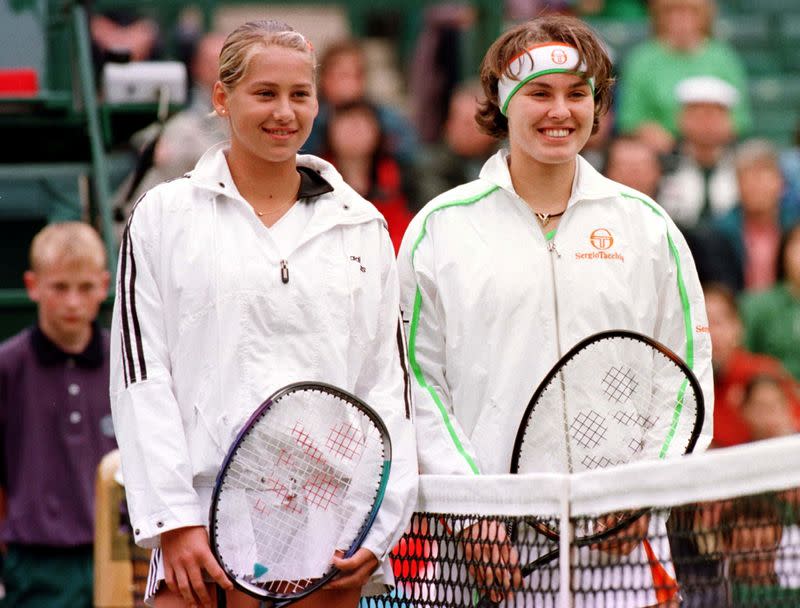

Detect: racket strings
213,388,386,596
516,336,701,481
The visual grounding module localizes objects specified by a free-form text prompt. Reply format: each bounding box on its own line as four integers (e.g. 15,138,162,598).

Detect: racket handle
216,584,227,608
475,595,500,608
521,547,560,577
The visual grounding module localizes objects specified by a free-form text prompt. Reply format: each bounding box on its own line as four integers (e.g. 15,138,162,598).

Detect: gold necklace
255,199,294,218
253,171,302,218
534,210,565,227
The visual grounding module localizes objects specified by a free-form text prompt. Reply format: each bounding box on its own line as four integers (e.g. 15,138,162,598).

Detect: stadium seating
749,75,800,147
734,0,799,14
0,0,120,338
716,14,779,75
582,17,649,64
779,13,800,72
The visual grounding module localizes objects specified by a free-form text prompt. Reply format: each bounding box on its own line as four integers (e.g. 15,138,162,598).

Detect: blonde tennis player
110,19,417,608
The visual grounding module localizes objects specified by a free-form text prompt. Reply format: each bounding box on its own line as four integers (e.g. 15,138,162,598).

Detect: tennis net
362,435,800,607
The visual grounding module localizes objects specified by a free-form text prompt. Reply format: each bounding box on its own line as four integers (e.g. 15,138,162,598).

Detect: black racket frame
477,330,705,606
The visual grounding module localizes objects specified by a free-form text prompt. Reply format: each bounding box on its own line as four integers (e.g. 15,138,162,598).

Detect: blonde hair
651,0,716,39
734,138,781,173
476,15,614,139
218,20,316,90
29,222,106,272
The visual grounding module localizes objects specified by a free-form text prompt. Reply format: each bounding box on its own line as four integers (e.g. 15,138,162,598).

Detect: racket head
512,330,705,542
209,382,392,601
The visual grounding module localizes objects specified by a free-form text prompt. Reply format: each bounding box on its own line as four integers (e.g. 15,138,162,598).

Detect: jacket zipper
280,259,289,284
547,238,563,357
548,237,574,472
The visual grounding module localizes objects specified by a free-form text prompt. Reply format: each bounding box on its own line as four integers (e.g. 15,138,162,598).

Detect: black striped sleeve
118,196,149,386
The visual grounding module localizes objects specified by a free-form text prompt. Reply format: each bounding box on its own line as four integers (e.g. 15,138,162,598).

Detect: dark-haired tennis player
398,13,713,607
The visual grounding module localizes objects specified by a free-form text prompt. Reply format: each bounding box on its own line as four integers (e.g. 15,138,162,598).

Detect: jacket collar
297,165,334,199
31,322,104,368
478,148,622,206
186,142,382,228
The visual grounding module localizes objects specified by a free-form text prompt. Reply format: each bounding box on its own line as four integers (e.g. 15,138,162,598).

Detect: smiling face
506,72,595,169
213,45,318,167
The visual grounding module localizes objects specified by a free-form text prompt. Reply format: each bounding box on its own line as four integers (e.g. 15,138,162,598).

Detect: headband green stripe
500,68,595,115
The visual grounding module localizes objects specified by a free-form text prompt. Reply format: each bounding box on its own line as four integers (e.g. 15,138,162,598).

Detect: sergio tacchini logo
551,48,568,65
590,228,614,250
576,228,624,262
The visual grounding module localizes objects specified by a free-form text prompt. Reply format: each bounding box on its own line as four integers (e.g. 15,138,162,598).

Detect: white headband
498,43,594,115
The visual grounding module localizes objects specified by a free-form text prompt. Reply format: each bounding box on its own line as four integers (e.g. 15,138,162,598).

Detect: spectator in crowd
602,135,663,199
721,495,791,603
713,140,800,293
322,100,414,252
413,80,498,208
89,7,161,69
741,222,800,381
658,75,740,230
115,31,229,227
740,374,799,443
655,75,749,292
616,0,750,156
705,282,800,448
304,38,418,168
721,377,800,606
409,3,477,144
0,222,116,607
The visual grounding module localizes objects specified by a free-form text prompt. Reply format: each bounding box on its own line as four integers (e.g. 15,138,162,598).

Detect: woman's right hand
460,518,522,603
160,525,233,607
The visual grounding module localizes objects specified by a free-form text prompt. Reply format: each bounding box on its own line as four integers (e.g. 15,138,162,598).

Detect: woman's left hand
326,548,379,590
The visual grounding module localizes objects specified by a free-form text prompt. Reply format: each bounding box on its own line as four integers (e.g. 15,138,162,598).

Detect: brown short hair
733,138,781,174
218,20,316,91
29,221,106,272
476,15,614,139
319,39,365,80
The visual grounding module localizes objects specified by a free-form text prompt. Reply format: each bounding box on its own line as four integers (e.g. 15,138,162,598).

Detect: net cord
417,435,800,517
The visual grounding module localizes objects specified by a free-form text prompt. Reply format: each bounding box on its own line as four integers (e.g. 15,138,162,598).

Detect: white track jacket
110,144,417,590
398,149,713,477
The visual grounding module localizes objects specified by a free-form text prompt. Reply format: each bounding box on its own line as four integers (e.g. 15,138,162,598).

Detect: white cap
675,75,739,108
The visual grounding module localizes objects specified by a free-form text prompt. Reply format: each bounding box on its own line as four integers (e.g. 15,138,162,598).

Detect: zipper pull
547,240,561,257
280,259,289,284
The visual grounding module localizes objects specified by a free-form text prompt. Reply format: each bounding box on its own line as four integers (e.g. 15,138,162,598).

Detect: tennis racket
209,382,392,607
476,329,704,606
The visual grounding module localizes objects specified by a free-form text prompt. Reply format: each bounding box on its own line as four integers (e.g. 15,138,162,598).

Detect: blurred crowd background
2,0,800,555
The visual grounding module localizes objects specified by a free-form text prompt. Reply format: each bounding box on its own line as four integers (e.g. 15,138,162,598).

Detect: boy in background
0,222,116,607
